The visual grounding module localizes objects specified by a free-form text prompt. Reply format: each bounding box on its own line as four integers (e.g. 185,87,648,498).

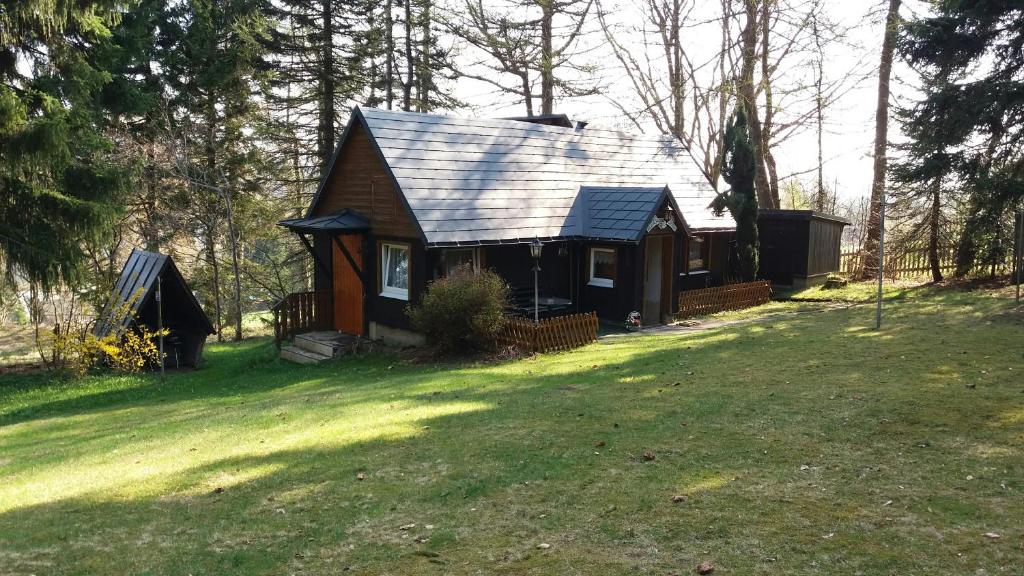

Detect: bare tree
596,0,735,187
451,0,596,116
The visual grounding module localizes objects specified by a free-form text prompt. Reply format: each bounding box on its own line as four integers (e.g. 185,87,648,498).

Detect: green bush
408,265,510,354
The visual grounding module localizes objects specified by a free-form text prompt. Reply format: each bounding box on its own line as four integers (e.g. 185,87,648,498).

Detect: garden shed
95,249,214,368
758,210,850,288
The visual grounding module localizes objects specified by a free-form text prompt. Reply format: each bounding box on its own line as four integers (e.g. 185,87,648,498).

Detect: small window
688,236,706,271
380,243,409,300
444,248,478,277
589,247,616,288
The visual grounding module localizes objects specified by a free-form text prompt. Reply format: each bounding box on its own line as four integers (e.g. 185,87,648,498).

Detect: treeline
1,1,1021,343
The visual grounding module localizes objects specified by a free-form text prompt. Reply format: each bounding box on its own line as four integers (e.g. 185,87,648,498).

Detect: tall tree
596,0,735,187
714,108,759,281
901,0,1024,277
861,0,901,280
453,0,596,116
0,0,128,290
890,66,957,283
163,0,271,341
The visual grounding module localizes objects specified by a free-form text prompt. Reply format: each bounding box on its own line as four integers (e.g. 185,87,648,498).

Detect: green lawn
0,285,1022,575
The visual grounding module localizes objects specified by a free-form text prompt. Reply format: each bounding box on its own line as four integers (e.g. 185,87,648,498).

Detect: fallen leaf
983,532,1001,540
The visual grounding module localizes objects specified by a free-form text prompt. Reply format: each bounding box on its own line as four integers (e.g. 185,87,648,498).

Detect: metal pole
875,193,886,330
1016,210,1022,305
157,274,165,378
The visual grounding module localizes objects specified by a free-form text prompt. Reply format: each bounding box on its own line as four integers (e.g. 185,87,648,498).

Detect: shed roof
310,107,735,246
95,249,214,337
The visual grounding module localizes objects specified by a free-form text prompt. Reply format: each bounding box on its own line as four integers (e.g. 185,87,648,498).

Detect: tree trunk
417,0,432,111
759,0,780,208
385,0,395,109
207,229,223,341
318,0,336,175
812,13,826,211
144,141,160,251
738,0,773,209
402,0,414,111
928,175,943,282
521,69,533,116
540,0,554,115
862,0,901,280
223,189,244,341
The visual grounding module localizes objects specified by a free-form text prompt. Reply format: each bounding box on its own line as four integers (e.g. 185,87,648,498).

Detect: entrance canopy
278,209,370,234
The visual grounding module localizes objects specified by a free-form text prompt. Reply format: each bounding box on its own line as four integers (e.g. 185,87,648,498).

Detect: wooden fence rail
677,280,772,318
271,290,332,348
840,247,1013,279
497,312,599,353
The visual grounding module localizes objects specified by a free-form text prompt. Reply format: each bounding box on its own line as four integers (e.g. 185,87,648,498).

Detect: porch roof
278,209,370,234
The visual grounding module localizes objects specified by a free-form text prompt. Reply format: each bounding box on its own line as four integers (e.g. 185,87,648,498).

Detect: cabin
96,249,215,368
278,107,737,345
757,210,850,288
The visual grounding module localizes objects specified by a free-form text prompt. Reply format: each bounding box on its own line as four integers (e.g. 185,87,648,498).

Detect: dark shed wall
758,210,847,286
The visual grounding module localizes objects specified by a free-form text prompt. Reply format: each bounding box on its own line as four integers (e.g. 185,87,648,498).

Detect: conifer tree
0,0,129,290
714,108,759,281
900,1,1024,276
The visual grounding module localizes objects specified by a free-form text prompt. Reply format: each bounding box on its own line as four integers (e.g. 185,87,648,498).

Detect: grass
0,324,37,367
0,284,1022,575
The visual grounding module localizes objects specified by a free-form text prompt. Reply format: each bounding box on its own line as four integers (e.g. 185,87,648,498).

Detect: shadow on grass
1,287,1021,574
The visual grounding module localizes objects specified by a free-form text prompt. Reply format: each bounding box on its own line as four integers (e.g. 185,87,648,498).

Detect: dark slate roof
580,186,676,241
311,107,735,245
279,209,370,234
94,249,214,337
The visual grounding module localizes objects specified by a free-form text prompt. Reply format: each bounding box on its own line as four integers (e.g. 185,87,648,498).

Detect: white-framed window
380,243,410,300
588,247,616,288
444,248,478,277
688,236,706,272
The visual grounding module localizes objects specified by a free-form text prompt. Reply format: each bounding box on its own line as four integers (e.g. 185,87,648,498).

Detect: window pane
592,249,615,279
689,239,704,270
385,246,409,289
446,249,474,276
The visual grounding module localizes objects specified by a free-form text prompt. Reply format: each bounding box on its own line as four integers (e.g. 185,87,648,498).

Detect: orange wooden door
332,234,365,335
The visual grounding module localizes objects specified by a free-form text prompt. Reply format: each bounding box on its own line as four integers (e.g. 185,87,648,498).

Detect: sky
444,0,928,203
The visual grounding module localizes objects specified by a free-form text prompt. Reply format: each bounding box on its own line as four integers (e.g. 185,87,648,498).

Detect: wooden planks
272,290,333,348
677,280,772,318
839,247,1015,279
496,312,599,353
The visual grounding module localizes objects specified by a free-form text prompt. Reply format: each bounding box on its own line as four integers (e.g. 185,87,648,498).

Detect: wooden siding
313,123,420,239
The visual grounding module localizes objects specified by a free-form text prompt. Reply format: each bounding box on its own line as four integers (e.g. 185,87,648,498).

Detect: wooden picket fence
840,246,1014,279
677,280,772,318
497,311,599,353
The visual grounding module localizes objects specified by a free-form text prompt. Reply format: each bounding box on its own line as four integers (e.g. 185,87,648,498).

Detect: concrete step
293,331,352,357
280,344,331,365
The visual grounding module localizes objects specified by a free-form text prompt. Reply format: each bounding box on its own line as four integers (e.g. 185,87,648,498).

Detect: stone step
280,344,331,365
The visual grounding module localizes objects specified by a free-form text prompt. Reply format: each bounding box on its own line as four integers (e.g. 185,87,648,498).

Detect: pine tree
0,0,129,290
900,1,1024,276
890,67,956,283
714,108,759,281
